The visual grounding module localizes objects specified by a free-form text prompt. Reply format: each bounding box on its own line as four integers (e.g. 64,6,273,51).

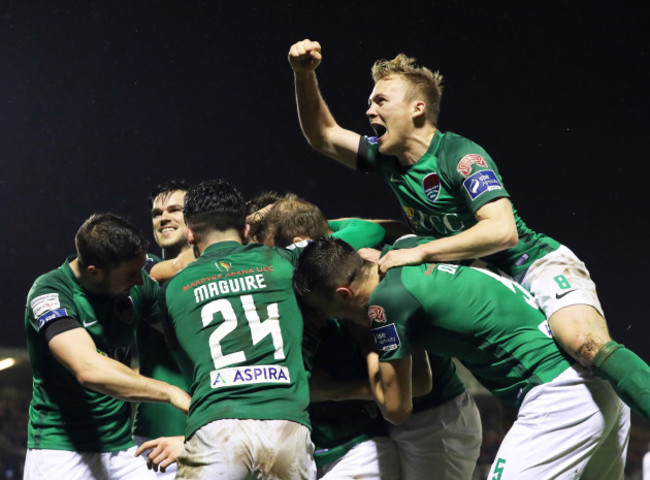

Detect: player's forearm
417,219,517,263
294,70,338,151
76,354,189,409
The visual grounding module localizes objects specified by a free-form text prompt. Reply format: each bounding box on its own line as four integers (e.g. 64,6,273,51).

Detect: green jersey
358,131,560,277
133,321,190,438
25,256,161,452
164,241,311,439
367,246,573,409
303,319,387,468
133,254,191,439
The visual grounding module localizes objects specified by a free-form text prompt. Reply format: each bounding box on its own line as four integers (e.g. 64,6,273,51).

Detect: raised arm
288,39,361,169
49,327,191,413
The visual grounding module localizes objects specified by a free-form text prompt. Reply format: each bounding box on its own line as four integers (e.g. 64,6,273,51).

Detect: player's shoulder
28,265,73,300
438,130,494,173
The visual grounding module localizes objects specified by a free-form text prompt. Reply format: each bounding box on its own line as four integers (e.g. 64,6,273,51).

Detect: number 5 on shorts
491,458,506,480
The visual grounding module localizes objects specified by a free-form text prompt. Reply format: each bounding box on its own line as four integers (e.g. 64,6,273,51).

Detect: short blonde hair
371,54,443,125
265,195,330,247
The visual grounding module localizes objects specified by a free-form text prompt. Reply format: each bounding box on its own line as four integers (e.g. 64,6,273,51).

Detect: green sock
592,340,650,422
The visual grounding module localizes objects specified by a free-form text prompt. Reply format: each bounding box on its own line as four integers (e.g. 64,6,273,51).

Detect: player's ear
412,100,426,119
292,235,307,244
241,224,251,243
334,286,353,299
185,227,196,246
85,264,105,282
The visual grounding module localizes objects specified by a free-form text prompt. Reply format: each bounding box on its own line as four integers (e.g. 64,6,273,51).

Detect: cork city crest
422,173,441,203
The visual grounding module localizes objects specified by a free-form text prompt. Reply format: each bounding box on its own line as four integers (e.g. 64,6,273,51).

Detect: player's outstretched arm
378,198,518,272
135,436,185,472
288,39,361,169
49,327,191,413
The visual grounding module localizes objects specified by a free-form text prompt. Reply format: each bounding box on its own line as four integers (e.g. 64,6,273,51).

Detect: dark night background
0,1,648,364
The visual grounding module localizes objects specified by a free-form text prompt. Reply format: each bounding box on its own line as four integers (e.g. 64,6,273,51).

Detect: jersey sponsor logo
210,365,291,389
456,154,487,177
30,293,61,318
422,173,441,203
463,169,503,200
366,135,379,145
368,305,387,323
402,206,468,236
36,308,68,330
371,323,400,352
215,260,231,272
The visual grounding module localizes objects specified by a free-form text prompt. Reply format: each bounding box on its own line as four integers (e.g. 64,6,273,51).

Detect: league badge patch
366,135,379,145
422,173,441,203
368,305,387,323
463,169,503,200
456,154,487,177
31,293,61,318
371,323,400,352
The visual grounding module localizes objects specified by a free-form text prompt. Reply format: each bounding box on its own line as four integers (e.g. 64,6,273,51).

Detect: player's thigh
581,403,630,480
517,245,604,319
177,419,315,480
487,366,624,480
319,437,401,480
389,392,482,480
132,435,178,479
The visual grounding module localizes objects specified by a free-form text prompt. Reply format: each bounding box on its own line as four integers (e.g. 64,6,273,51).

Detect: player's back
165,241,310,439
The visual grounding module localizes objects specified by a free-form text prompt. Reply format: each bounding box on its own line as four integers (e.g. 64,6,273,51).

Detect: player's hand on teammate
135,435,185,472
288,39,322,73
358,248,381,263
377,247,426,273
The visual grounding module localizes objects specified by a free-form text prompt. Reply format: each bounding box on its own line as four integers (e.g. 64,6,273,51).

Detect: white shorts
388,391,482,480
515,245,604,318
318,436,401,480
133,435,177,479
176,418,316,480
487,365,630,480
24,446,155,480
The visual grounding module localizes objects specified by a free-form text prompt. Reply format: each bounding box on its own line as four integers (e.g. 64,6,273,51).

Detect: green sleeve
329,219,386,250
368,269,422,362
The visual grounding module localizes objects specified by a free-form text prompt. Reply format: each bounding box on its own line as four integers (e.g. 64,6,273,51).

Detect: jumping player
288,38,650,421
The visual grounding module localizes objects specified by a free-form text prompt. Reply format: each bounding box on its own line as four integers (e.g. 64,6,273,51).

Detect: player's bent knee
548,305,611,366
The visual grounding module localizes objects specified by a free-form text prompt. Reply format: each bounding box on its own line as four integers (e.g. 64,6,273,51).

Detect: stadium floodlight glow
0,357,16,371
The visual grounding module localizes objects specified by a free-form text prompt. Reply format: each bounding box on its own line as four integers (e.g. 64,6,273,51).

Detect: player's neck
196,229,244,255
397,127,436,167
162,243,191,261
